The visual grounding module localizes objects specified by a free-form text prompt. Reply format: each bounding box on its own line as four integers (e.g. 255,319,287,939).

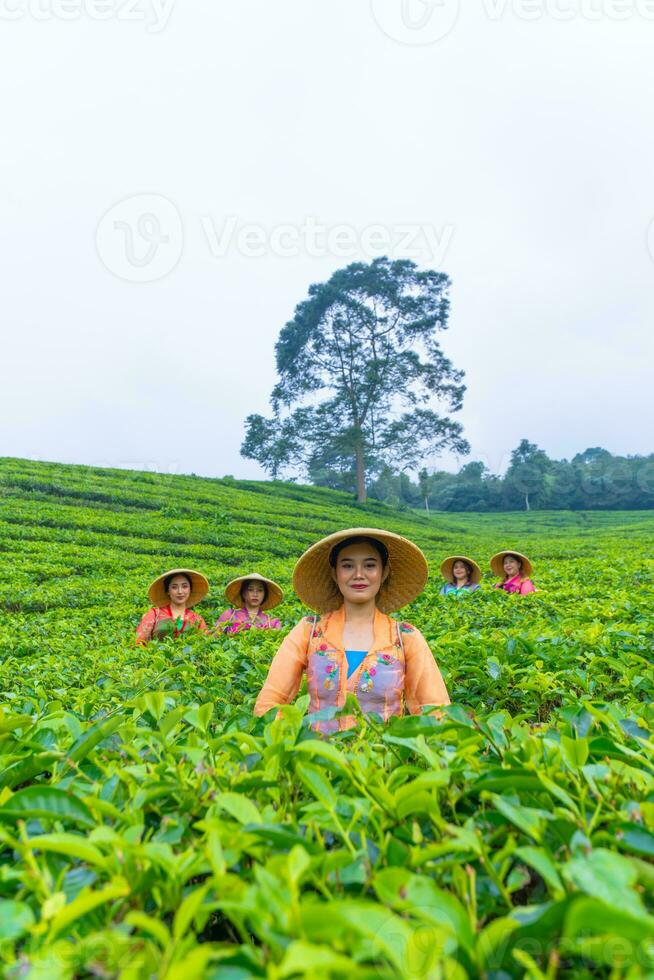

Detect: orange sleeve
253,619,312,716
136,608,157,645
403,627,450,714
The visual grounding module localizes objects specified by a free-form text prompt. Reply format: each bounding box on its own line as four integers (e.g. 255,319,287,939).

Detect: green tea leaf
124,910,171,948
48,880,129,939
0,787,94,828
564,896,654,944
562,849,645,917
515,846,565,896
0,900,35,941
68,715,124,763
291,739,351,773
213,792,261,825
560,734,589,769
490,795,547,843
173,884,209,940
28,833,108,870
296,762,337,810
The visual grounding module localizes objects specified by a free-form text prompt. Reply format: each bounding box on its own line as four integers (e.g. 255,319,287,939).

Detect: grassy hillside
1,457,654,978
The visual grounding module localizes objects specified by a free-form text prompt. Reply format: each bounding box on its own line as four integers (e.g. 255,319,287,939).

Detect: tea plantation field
0,456,653,979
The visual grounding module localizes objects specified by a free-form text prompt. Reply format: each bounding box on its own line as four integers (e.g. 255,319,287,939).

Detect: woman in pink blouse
215,573,283,634
491,551,536,594
136,568,209,644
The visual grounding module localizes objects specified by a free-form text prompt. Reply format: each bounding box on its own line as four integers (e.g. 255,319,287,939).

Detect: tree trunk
424,497,430,512
525,493,530,511
355,441,367,503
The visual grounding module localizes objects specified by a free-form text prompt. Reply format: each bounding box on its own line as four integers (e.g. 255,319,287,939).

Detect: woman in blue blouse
439,556,481,596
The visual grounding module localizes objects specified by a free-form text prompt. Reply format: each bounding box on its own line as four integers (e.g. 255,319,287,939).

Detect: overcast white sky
2,0,653,481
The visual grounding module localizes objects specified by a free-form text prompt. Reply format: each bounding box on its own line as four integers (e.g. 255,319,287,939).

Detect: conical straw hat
490,551,533,578
148,568,209,608
439,555,482,585
224,572,283,611
293,527,428,614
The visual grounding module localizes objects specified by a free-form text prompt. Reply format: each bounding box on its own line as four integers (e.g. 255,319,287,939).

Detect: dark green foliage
371,444,654,512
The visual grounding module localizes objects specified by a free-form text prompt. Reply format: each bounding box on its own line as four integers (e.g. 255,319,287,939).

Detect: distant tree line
312,441,654,511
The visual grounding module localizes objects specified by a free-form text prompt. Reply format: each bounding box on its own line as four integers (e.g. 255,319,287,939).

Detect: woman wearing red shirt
136,567,209,644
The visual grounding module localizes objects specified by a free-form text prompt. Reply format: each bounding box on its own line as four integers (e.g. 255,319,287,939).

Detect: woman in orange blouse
136,568,209,644
254,528,449,733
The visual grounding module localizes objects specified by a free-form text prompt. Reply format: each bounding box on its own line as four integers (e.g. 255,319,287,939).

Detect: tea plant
0,457,653,978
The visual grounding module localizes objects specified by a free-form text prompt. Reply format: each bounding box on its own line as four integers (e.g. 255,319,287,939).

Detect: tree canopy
241,257,469,501
503,439,552,511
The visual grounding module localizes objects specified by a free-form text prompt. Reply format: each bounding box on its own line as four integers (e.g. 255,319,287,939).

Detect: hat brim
224,573,284,611
439,555,481,585
293,527,428,614
148,568,209,608
490,551,533,578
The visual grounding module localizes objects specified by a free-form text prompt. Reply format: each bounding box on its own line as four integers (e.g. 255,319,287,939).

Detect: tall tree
453,461,490,511
241,257,469,502
504,439,551,511
418,468,433,511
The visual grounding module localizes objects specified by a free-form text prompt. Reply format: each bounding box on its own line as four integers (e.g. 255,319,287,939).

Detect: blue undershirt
345,650,367,677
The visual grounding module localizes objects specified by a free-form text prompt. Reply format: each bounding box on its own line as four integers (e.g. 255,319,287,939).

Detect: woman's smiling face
166,575,191,605
503,555,521,578
332,542,387,604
